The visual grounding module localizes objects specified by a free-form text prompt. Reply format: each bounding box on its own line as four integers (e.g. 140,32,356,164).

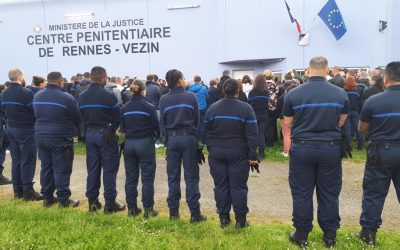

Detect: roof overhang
219,58,285,65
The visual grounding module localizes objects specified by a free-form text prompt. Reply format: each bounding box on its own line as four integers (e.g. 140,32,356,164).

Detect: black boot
190,210,207,224
169,209,179,221
289,230,308,248
359,227,376,246
235,213,249,229
144,207,158,219
219,213,231,228
59,199,80,208
0,174,12,185
23,188,44,201
13,187,23,199
104,201,125,214
128,205,142,217
88,198,102,212
323,232,336,248
43,196,58,208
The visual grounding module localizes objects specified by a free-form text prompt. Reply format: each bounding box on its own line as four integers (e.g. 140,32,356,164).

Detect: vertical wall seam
41,0,49,74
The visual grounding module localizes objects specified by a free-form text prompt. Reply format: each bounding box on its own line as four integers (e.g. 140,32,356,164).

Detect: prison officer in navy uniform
159,69,207,223
357,61,400,246
120,79,159,219
248,75,270,160
283,57,348,248
1,68,42,201
78,66,125,214
205,78,258,229
33,72,81,208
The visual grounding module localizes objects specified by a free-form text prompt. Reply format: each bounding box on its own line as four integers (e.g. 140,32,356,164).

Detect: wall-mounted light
65,12,95,18
379,20,387,32
167,4,200,10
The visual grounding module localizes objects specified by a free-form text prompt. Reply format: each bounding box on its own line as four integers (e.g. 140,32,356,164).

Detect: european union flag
318,0,347,40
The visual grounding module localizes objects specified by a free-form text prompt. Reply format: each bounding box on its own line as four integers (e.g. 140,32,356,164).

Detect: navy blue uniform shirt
78,83,121,131
159,86,199,135
248,89,270,120
33,84,81,138
1,82,35,129
121,94,160,140
145,81,161,109
283,76,349,141
205,97,258,160
360,85,400,141
346,88,362,112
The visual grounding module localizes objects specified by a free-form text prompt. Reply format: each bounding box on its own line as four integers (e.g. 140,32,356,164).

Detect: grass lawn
0,200,399,250
74,140,367,164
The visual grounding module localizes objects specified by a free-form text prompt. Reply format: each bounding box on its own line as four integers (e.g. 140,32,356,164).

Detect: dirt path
1,154,399,231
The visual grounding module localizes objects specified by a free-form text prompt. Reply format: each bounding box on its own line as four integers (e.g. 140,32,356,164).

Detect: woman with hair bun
120,79,160,218
205,78,258,229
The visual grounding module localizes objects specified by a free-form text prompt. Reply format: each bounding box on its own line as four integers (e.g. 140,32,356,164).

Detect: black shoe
144,207,158,219
59,199,80,208
219,214,231,228
190,211,207,224
128,206,143,217
14,190,23,199
88,198,102,212
23,189,44,201
359,227,376,246
323,233,336,248
169,210,179,221
0,174,12,185
289,231,308,248
104,201,126,214
43,196,58,208
89,198,102,212
235,213,249,229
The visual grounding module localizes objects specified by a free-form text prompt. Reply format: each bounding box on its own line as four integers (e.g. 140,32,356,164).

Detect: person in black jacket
363,74,384,102
33,72,81,208
145,74,161,109
205,78,258,229
248,75,270,159
78,66,125,214
207,79,219,107
0,84,11,185
159,69,207,224
120,79,160,218
2,68,42,200
74,72,91,99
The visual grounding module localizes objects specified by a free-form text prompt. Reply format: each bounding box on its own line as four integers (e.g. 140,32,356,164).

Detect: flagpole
302,0,305,69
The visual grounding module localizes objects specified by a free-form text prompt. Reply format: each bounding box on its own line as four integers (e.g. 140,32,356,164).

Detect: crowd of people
0,57,398,248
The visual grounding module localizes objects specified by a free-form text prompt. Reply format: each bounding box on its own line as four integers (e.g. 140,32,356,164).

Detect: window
232,69,254,80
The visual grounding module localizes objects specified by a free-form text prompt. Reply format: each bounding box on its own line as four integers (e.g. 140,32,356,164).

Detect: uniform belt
292,140,341,145
370,141,400,148
166,130,195,137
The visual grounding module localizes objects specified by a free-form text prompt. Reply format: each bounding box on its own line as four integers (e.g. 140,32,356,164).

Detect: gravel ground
1,154,399,231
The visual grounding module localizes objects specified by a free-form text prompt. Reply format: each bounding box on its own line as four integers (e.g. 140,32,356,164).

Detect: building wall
0,0,398,83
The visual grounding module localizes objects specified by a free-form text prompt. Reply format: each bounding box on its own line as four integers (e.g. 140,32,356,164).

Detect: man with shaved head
283,57,349,248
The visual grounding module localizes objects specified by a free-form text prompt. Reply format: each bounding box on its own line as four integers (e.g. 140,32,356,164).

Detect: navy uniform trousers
124,137,156,210
208,147,249,215
360,145,400,231
37,137,74,202
6,127,37,192
85,129,119,203
166,135,200,212
289,142,342,234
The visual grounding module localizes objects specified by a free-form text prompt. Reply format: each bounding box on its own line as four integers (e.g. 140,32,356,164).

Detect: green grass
73,140,367,164
0,200,399,249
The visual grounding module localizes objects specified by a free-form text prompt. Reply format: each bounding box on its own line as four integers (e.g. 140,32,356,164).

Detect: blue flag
285,1,295,23
318,0,347,40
